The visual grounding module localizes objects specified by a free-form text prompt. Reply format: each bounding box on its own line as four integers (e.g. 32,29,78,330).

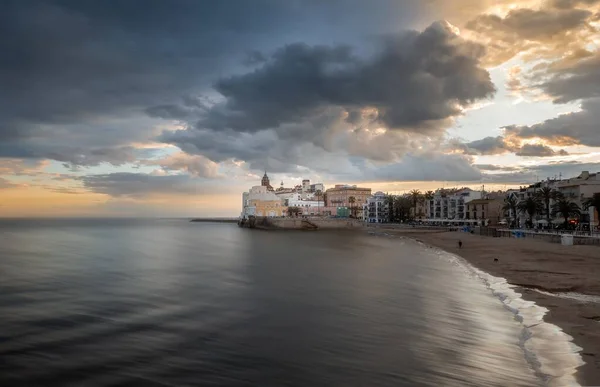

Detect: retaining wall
241,217,364,230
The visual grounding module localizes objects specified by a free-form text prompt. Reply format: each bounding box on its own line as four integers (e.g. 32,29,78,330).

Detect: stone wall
240,217,364,230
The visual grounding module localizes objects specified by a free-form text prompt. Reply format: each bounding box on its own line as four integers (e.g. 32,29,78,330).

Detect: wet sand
386,230,600,386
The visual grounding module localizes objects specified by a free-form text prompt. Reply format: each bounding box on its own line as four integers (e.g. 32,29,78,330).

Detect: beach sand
386,230,600,385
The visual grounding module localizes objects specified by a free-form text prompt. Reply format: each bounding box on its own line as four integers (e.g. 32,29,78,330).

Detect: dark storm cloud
504,98,600,147
176,21,494,136
542,52,600,103
461,136,511,155
515,144,569,157
1,0,424,166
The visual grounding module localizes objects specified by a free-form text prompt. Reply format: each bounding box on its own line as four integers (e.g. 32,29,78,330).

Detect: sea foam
411,238,584,387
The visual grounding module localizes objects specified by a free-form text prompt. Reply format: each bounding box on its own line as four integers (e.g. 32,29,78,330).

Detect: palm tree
424,190,434,200
348,196,356,218
552,198,581,227
409,189,422,220
397,196,413,222
287,206,301,217
502,196,518,227
583,193,600,212
385,195,395,222
535,187,561,226
517,197,543,228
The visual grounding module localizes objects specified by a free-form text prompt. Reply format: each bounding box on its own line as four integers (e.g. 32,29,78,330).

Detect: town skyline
1,0,600,217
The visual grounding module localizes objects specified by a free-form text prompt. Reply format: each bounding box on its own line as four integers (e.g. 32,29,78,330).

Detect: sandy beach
384,229,600,385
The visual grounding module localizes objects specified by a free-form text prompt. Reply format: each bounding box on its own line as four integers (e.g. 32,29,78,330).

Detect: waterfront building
241,185,284,218
365,191,388,223
465,198,504,226
425,188,482,222
325,184,371,209
506,171,600,227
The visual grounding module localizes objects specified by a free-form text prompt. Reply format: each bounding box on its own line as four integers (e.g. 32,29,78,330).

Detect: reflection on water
0,219,572,386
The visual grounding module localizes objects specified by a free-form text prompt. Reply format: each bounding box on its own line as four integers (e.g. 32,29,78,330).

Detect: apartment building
426,188,482,221
325,185,372,208
365,192,388,223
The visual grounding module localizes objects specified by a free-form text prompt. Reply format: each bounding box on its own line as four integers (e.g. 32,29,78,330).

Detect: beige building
325,185,371,208
241,184,285,218
465,198,504,226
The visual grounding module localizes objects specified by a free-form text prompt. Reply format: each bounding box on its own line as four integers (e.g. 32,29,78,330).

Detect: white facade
426,188,482,221
241,186,284,218
286,198,323,215
365,191,387,223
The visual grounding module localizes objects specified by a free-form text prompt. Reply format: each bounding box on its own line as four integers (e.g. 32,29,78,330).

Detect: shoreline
385,230,600,386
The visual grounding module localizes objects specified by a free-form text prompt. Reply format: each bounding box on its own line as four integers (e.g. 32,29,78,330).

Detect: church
240,172,284,218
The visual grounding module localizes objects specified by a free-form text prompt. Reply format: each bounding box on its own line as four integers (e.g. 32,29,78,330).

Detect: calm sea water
0,219,563,386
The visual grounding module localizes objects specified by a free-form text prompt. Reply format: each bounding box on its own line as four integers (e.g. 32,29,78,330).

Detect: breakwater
190,218,238,223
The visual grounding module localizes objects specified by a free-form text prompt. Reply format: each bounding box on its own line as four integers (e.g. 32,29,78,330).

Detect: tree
424,190,434,200
409,189,422,220
583,193,600,212
535,187,560,226
552,198,581,227
502,196,518,226
287,206,301,217
385,195,395,222
517,197,543,227
348,196,357,218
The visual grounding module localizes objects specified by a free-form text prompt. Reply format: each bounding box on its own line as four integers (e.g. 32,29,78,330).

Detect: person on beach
458,240,463,249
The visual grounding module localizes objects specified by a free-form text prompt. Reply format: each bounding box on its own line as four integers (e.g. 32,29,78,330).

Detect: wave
410,238,585,387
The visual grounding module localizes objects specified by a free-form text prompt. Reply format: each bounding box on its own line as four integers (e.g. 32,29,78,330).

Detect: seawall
239,217,364,230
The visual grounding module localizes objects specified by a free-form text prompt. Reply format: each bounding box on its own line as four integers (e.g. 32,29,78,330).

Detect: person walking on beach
458,240,463,249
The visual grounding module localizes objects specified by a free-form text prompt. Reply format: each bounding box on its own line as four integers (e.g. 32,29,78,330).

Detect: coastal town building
325,185,371,208
465,198,504,226
365,192,388,223
504,171,600,227
241,185,284,218
425,188,482,222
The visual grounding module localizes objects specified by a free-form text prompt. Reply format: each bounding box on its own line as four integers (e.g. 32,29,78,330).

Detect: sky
1,0,600,217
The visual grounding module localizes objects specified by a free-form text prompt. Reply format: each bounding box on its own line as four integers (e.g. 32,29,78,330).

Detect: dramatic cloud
461,136,511,155
541,51,600,103
146,152,220,178
0,0,425,167
515,143,569,157
370,153,483,181
504,98,600,147
81,173,215,198
456,135,569,157
164,21,494,138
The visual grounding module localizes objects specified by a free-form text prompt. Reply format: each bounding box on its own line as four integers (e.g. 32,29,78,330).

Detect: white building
285,197,324,216
365,191,388,223
426,188,482,222
241,185,285,218
506,171,600,227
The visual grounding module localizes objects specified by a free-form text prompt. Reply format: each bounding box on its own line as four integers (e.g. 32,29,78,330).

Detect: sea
0,218,583,386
